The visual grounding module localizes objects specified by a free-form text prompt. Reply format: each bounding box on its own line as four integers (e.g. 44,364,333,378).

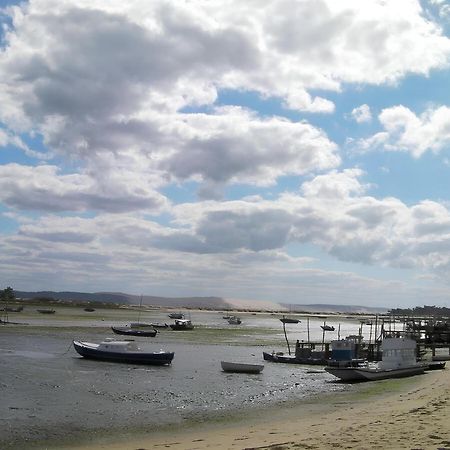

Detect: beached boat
263,351,326,365
151,322,169,329
111,326,157,337
221,361,264,373
325,337,426,382
169,319,194,330
228,316,242,325
168,312,184,319
280,317,300,324
129,322,154,328
37,309,56,314
73,340,174,365
426,361,446,370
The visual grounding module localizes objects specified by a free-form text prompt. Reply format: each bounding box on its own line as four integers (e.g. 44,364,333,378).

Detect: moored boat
168,312,184,319
263,351,326,365
280,317,300,324
151,322,169,328
325,337,425,382
227,316,242,325
170,319,194,330
73,340,174,365
425,361,446,370
111,326,157,337
221,361,264,373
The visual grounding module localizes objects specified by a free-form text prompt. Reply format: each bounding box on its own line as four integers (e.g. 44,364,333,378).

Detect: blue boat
73,340,174,365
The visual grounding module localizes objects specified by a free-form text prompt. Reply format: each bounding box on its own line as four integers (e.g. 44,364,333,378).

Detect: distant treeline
389,305,450,317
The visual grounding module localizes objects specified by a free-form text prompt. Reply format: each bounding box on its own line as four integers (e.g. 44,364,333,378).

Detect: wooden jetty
277,314,450,364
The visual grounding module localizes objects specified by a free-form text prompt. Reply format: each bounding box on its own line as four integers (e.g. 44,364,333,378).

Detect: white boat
325,337,425,382
221,361,264,373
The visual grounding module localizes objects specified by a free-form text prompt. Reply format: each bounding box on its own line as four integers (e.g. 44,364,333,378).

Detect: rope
60,341,75,356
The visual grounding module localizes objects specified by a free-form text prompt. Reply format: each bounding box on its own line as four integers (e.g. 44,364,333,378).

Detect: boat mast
137,294,143,324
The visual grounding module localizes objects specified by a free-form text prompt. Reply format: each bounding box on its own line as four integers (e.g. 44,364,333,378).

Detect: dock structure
359,314,450,361
295,315,450,362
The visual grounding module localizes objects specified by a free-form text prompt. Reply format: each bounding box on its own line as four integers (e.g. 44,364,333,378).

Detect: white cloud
2,170,450,304
351,104,372,123
1,0,450,141
0,163,168,213
359,105,450,157
2,1,450,304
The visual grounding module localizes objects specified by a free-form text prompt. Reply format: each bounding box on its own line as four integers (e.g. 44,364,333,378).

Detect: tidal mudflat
1,307,362,449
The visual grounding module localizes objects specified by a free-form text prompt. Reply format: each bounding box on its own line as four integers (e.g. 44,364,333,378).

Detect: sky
1,0,450,308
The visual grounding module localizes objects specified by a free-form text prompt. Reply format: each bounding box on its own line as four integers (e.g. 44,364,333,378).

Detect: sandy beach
60,367,450,450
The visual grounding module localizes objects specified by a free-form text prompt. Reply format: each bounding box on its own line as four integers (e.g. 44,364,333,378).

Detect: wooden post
322,321,326,351
307,317,310,345
282,321,291,355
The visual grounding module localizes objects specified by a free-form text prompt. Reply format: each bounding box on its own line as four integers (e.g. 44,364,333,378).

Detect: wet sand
61,367,450,450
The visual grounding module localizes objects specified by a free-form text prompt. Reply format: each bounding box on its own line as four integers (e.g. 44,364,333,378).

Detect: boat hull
151,323,169,328
325,365,425,382
280,318,300,324
111,326,157,337
221,361,264,373
324,366,367,381
355,366,425,381
37,309,55,314
169,324,194,330
73,341,173,365
263,351,326,365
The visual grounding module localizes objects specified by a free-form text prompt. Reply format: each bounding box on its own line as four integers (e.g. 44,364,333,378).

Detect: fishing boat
73,340,174,365
111,326,157,337
169,319,194,330
84,308,95,312
325,337,426,382
221,361,264,374
37,309,56,314
227,316,242,325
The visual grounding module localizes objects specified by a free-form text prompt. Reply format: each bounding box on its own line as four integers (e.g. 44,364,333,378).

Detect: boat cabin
379,337,417,370
98,340,139,352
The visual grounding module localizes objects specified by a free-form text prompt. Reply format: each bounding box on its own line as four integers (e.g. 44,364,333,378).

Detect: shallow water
0,309,364,448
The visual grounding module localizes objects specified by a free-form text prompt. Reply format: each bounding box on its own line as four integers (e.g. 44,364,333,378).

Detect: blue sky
1,0,450,308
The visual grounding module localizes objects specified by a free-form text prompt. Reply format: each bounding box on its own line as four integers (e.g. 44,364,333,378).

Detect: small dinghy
221,361,264,374
73,340,174,365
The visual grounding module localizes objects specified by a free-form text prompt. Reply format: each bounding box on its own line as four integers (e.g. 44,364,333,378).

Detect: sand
60,368,450,450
